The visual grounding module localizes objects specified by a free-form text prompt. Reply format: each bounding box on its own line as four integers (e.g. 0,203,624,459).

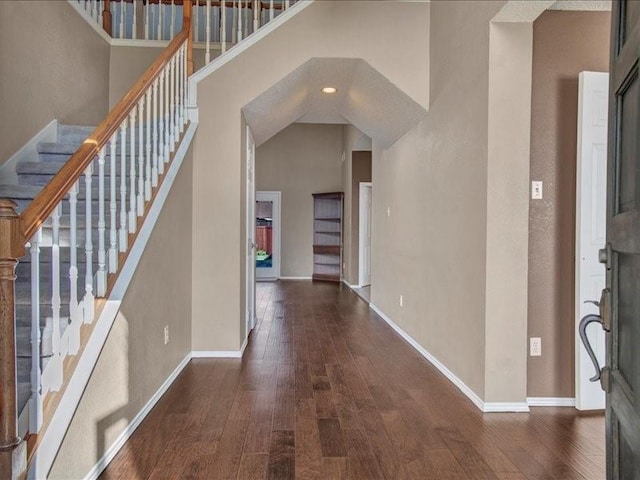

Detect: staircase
0,124,97,431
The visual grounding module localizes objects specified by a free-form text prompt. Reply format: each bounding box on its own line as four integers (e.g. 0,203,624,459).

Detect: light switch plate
532,181,543,199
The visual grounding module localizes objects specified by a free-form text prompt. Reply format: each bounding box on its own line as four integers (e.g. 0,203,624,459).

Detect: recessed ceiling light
321,87,338,94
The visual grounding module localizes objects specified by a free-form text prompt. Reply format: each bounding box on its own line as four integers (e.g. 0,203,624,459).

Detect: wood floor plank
100,281,605,480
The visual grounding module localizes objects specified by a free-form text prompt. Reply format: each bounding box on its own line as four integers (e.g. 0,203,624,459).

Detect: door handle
579,312,605,382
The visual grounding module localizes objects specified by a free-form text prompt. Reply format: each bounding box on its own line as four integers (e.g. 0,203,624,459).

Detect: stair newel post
83,165,95,324
68,180,81,354
29,229,43,434
108,134,118,273
103,0,112,35
97,148,107,297
0,200,27,480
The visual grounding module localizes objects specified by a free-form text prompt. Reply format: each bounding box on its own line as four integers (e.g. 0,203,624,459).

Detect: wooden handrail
21,28,190,241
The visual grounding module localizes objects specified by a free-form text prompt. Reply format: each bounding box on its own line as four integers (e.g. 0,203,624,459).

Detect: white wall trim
483,402,531,413
188,1,314,104
527,397,576,407
28,122,198,480
82,353,192,480
0,120,58,185
192,350,243,358
369,303,530,413
280,276,312,280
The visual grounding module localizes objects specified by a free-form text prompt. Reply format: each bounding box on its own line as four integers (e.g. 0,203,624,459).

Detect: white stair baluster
180,44,186,133
205,0,211,64
170,0,175,38
50,205,62,391
97,148,107,296
159,67,166,171
237,0,243,42
68,180,81,354
221,0,227,52
108,134,118,273
29,229,43,433
153,78,162,177
146,88,155,188
253,0,259,32
284,0,289,10
164,65,170,161
119,122,128,251
170,55,176,150
98,0,104,27
194,1,199,41
139,98,148,208
129,110,137,233
269,0,273,21
232,1,237,43
176,50,182,138
132,0,138,39
158,0,163,40
145,0,149,39
119,0,125,38
84,164,95,323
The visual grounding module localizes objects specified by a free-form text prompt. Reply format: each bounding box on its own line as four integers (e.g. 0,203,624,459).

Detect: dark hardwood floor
100,281,605,480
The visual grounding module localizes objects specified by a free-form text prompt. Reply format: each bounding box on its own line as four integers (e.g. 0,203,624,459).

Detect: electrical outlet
399,295,404,307
530,337,541,356
164,325,170,345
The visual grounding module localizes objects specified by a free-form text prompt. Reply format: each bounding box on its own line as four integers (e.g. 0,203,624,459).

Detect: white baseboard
192,350,243,358
369,303,529,414
483,402,531,413
279,276,312,280
527,397,576,407
82,354,192,480
0,119,57,185
28,122,198,480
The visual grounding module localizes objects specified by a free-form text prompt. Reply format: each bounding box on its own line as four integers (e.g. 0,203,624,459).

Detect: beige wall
109,47,211,108
256,123,343,278
191,0,430,352
49,147,194,479
0,0,110,164
370,0,507,400
341,125,372,286
527,10,611,398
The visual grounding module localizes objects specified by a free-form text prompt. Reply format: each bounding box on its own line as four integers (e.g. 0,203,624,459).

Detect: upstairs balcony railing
77,0,298,63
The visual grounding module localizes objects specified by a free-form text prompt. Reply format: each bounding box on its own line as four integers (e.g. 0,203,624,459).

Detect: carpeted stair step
57,125,95,144
17,160,123,187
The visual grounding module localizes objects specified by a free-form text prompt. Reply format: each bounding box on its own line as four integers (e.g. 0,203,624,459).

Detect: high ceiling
242,58,427,148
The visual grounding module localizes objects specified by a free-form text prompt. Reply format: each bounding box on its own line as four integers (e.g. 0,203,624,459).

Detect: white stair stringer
27,121,198,480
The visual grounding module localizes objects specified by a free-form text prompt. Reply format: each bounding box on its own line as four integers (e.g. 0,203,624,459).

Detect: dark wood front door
606,2,640,477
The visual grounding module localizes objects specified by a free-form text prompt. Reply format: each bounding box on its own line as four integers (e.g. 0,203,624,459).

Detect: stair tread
37,142,83,155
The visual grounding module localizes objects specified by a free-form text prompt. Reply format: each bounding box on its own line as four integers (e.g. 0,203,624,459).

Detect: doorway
255,191,281,280
358,182,372,289
575,71,608,411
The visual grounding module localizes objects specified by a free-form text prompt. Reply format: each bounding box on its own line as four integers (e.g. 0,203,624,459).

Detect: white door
256,191,281,280
575,71,608,411
246,128,257,332
359,183,372,287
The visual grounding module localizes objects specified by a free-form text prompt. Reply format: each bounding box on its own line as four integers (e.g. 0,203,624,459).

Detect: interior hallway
100,281,605,480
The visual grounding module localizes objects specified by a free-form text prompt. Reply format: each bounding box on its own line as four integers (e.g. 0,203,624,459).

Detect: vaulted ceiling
242,58,427,148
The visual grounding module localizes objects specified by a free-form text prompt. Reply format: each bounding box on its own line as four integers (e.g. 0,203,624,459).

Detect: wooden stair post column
0,200,26,480
103,0,112,35
183,0,194,75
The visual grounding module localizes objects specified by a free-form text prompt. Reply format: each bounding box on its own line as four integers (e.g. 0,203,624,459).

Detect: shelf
315,218,341,222
313,245,341,254
315,231,340,234
312,273,341,283
313,262,340,266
